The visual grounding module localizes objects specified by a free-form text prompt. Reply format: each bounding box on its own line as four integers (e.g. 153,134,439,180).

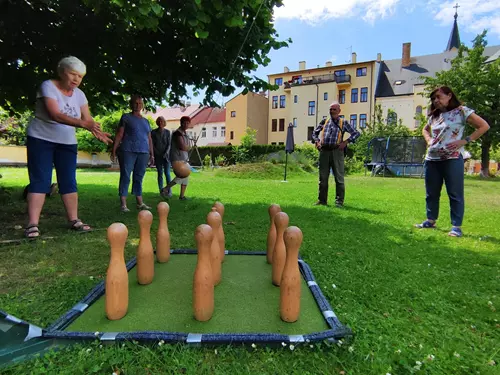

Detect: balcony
335,74,351,86
287,74,351,87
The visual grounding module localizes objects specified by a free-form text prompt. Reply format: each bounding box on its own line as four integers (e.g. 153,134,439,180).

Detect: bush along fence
189,144,287,167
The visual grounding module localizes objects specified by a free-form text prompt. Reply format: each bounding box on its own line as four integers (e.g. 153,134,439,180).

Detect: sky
187,0,500,106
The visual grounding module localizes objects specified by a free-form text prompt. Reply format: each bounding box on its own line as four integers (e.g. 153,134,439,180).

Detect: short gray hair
57,56,86,76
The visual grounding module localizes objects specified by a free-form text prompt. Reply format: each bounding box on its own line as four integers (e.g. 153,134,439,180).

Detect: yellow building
225,91,269,145
267,54,379,145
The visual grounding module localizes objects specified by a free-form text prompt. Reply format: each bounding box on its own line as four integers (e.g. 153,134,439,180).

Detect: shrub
295,143,319,162
0,108,32,146
215,154,227,166
203,154,211,168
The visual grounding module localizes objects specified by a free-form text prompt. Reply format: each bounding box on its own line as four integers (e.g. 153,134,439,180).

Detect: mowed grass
0,165,499,375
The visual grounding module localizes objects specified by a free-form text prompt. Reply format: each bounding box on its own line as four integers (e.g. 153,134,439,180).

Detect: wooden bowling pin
213,202,225,263
137,210,154,285
156,202,171,263
272,211,289,286
280,226,303,323
105,223,129,320
193,224,215,321
267,204,281,264
207,210,222,286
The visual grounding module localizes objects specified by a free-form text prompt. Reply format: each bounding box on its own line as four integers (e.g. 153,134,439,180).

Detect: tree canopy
422,30,500,175
0,0,289,115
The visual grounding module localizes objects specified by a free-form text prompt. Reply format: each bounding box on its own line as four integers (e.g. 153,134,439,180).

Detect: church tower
446,3,461,51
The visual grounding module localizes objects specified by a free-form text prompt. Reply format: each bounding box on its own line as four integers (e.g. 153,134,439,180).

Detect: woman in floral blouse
416,86,490,237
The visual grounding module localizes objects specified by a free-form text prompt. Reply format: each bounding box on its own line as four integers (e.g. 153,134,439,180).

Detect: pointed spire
446,3,461,51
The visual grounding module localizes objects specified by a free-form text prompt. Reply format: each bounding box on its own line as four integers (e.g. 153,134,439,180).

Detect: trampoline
364,136,427,177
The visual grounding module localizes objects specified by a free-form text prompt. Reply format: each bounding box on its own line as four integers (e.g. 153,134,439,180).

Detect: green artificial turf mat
66,254,329,334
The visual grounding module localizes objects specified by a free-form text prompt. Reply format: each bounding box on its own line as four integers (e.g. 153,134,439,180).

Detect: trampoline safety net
366,136,427,177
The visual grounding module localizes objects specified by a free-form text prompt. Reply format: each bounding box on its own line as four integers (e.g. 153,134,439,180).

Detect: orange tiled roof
190,107,226,126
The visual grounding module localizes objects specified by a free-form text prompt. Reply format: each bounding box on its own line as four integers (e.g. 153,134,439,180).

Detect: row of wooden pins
266,204,303,323
105,201,225,321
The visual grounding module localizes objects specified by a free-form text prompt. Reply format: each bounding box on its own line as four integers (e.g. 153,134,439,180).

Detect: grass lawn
0,165,499,374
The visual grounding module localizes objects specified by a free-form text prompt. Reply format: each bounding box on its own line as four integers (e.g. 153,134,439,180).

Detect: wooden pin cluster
105,202,171,320
193,201,225,321
267,203,303,323
104,201,302,325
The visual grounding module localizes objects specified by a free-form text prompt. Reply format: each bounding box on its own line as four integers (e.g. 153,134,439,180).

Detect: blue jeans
424,156,464,226
155,158,171,193
119,151,149,197
26,136,77,195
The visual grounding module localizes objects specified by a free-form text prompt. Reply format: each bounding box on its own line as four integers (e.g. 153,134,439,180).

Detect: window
351,88,358,103
356,67,367,76
221,127,226,137
272,119,277,132
308,101,315,116
230,131,234,140
350,114,357,129
279,142,284,145
275,78,283,86
280,95,286,108
324,92,328,101
294,95,298,103
387,111,398,126
334,70,346,76
339,90,346,104
360,87,368,102
212,127,217,137
415,106,423,127
360,114,367,128
307,126,314,141
271,142,277,145
201,128,206,138
279,118,285,132
272,96,278,109
293,118,297,128
231,111,236,117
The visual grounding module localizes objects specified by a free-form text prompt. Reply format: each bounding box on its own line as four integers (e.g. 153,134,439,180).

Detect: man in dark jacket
151,116,172,197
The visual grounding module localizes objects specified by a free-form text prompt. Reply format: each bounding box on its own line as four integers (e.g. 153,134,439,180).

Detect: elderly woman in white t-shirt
24,56,112,239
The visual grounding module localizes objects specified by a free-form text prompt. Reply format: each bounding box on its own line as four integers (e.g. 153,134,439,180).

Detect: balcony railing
335,74,351,84
288,74,351,87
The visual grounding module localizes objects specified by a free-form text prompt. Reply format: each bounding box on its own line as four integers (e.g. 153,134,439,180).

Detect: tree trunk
480,138,491,178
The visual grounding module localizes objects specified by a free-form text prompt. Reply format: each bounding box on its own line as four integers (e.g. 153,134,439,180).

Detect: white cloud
273,0,500,37
430,1,500,37
273,0,401,25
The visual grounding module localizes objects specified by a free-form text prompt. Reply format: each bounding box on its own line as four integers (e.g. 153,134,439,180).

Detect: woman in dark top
111,95,154,212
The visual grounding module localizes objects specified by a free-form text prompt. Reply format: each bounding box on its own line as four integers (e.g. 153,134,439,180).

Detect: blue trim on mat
37,250,353,345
